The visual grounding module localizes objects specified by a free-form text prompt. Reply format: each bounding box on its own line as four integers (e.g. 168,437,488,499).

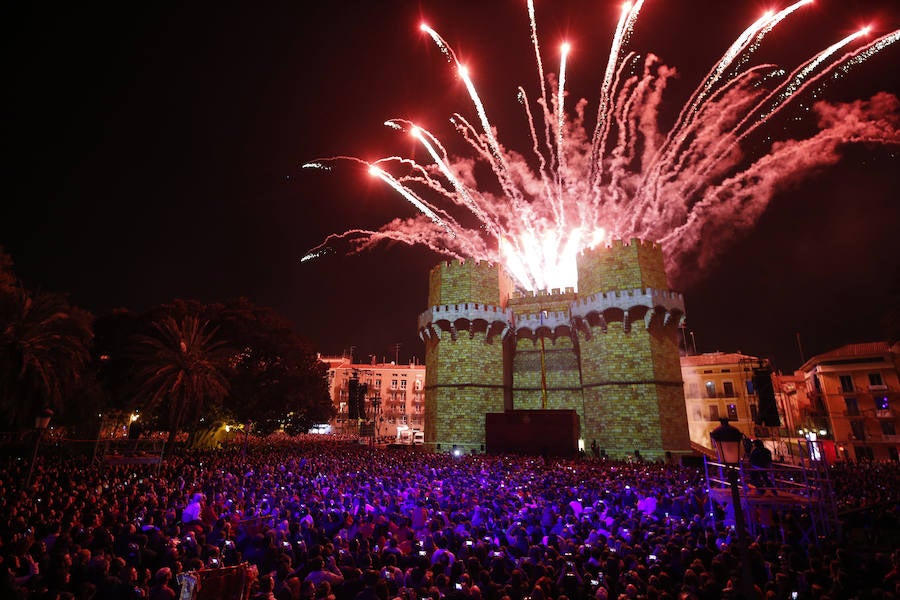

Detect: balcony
868,384,888,391
876,409,895,419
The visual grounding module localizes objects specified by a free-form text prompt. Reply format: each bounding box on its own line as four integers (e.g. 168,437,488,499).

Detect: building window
876,396,889,411
708,405,719,421
400,379,407,389
723,381,735,397
746,380,755,395
687,383,700,398
727,404,738,420
850,420,866,441
881,421,897,436
705,381,716,398
845,397,860,416
391,380,398,389
692,406,702,421
839,375,854,393
398,403,405,414
375,379,381,388
415,379,422,390
869,373,884,387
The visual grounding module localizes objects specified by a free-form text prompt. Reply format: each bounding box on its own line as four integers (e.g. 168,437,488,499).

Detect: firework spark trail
390,119,496,233
304,3,900,291
518,86,557,216
752,28,872,125
639,0,810,207
697,28,900,187
590,0,644,191
526,0,556,174
660,92,900,269
367,165,455,236
557,42,571,189
682,0,813,123
735,0,813,72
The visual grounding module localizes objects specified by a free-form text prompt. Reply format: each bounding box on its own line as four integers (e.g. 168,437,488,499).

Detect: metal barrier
177,563,253,600
703,453,838,545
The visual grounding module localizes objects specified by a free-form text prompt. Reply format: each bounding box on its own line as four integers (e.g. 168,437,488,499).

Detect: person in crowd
2,436,899,599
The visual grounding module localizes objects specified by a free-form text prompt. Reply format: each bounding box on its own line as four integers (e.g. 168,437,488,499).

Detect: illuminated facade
319,355,426,439
799,342,900,462
418,238,692,460
681,352,761,450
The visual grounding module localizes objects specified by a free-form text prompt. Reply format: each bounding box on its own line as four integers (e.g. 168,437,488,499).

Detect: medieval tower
418,238,691,460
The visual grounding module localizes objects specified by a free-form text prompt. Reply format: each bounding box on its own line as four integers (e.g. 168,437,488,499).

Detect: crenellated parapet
418,302,513,343
571,287,685,335
577,238,668,294
512,308,573,342
428,259,514,308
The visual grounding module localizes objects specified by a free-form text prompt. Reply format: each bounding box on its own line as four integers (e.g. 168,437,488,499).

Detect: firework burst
303,1,900,292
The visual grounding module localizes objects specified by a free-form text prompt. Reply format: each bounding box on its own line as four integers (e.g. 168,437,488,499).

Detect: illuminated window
876,396,889,411
727,404,738,420
705,381,716,398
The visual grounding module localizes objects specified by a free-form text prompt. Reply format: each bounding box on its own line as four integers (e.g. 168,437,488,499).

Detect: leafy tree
216,298,334,433
94,308,148,412
130,310,230,453
0,280,93,430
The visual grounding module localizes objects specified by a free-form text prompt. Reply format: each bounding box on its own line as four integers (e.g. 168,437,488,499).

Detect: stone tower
417,260,514,451
573,239,690,458
418,238,691,459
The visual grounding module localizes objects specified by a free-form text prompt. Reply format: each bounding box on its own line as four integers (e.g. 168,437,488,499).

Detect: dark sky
2,1,898,373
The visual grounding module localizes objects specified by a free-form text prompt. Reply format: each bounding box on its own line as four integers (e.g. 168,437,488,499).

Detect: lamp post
370,392,381,446
710,417,755,599
25,408,54,489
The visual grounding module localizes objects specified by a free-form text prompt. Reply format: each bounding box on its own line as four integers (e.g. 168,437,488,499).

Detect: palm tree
130,314,230,453
0,284,94,429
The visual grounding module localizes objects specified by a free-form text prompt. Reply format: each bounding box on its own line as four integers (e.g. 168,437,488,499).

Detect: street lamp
710,418,755,599
25,408,54,489
711,417,744,464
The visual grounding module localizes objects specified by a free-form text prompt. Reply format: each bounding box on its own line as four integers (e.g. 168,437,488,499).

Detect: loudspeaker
753,368,780,427
348,378,361,420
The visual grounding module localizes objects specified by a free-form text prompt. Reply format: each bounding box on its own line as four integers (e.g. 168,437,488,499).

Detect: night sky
3,1,898,373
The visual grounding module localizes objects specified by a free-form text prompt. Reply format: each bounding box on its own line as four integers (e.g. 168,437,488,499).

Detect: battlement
577,237,668,294
510,286,577,300
601,237,662,252
431,258,502,275
570,287,685,321
428,258,513,308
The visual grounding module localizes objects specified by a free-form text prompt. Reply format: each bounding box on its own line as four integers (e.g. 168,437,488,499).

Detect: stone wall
576,238,668,294
424,335,505,451
422,239,690,460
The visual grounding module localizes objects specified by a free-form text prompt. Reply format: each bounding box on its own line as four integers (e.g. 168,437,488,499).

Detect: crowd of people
2,437,899,600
